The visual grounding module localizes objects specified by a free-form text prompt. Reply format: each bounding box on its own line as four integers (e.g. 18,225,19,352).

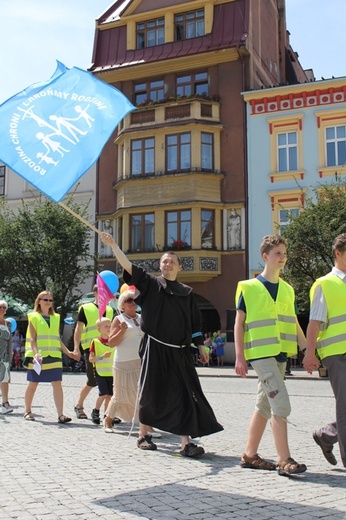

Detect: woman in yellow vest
24,291,75,423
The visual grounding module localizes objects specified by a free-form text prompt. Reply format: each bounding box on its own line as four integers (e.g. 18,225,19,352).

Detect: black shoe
180,443,205,458
313,431,337,465
91,409,100,425
137,435,157,451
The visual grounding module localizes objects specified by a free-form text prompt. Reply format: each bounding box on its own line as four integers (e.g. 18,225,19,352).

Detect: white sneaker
1,403,13,414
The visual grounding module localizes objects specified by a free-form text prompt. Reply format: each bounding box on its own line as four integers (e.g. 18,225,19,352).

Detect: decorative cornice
247,86,346,116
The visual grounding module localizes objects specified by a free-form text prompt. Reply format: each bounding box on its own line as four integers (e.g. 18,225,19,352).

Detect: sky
0,0,345,105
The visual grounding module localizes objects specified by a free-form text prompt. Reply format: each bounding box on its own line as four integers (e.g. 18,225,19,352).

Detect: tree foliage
283,180,346,313
0,195,94,315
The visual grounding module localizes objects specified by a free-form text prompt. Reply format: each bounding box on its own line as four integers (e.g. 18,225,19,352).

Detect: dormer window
137,18,164,48
175,9,204,41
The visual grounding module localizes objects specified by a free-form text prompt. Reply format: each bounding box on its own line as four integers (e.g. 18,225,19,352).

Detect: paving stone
1,370,345,519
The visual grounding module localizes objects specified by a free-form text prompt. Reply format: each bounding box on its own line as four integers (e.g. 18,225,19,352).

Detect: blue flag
0,61,135,202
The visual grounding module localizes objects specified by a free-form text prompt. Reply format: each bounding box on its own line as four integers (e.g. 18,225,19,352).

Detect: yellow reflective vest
92,338,115,377
310,274,346,359
236,278,298,361
25,312,62,369
80,303,113,351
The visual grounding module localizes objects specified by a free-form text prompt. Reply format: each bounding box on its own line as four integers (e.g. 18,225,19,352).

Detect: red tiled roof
90,1,249,72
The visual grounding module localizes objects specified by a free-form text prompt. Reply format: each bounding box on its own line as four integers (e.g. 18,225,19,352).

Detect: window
201,210,214,249
277,132,298,172
136,18,164,49
131,138,155,175
0,165,5,196
201,132,213,170
326,126,346,167
134,79,165,105
279,208,300,234
131,214,155,252
166,210,191,246
166,133,191,171
316,110,346,178
175,9,204,41
268,115,303,182
176,72,208,97
269,189,305,235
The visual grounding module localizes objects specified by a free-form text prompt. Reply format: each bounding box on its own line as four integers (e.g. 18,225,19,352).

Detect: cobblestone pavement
1,368,345,520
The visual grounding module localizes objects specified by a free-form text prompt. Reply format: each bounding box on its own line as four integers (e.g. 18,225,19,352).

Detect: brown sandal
277,457,307,476
240,453,276,471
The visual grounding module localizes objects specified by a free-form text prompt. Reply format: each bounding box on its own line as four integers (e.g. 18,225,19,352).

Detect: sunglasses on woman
124,298,135,304
40,298,53,302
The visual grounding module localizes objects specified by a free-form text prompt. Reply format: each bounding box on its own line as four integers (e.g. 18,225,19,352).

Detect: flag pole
58,201,101,234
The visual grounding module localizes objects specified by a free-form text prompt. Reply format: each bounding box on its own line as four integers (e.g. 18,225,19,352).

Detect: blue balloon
64,317,75,325
100,270,119,295
7,317,17,333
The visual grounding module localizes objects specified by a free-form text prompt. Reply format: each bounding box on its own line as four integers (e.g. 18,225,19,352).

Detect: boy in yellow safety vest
89,318,115,425
234,235,307,476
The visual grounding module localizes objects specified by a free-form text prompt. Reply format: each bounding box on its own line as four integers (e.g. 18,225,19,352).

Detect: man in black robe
101,232,223,457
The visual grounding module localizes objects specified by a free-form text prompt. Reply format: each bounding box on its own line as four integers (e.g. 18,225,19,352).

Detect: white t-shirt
114,313,143,363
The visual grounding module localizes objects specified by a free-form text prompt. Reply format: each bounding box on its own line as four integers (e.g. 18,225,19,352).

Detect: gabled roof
91,1,249,73
98,0,133,24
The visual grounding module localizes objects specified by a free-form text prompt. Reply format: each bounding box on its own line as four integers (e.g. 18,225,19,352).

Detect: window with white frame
268,116,303,181
136,18,164,49
279,208,300,234
326,125,346,167
130,213,155,251
277,132,298,172
131,137,155,176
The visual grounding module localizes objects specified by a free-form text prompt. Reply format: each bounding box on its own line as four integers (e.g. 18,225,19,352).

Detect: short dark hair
332,233,346,258
160,251,182,265
260,235,287,255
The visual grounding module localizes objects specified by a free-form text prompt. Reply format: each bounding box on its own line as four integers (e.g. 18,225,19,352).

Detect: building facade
0,162,96,294
91,0,307,332
243,76,346,275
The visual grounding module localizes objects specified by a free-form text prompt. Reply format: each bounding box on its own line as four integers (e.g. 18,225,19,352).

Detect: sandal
58,415,72,424
277,457,307,476
180,443,205,458
24,412,35,421
240,453,276,471
137,435,157,451
74,406,88,419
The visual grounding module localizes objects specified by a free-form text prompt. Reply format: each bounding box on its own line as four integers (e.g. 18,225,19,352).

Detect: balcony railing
113,167,223,187
119,96,221,134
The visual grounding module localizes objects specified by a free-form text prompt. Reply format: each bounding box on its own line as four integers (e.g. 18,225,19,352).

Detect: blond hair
34,291,55,315
117,289,136,312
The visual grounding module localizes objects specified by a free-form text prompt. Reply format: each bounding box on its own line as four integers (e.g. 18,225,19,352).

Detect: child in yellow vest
234,235,307,476
89,318,115,425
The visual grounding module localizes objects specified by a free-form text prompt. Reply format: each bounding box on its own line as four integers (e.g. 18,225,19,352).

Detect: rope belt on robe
128,334,187,437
